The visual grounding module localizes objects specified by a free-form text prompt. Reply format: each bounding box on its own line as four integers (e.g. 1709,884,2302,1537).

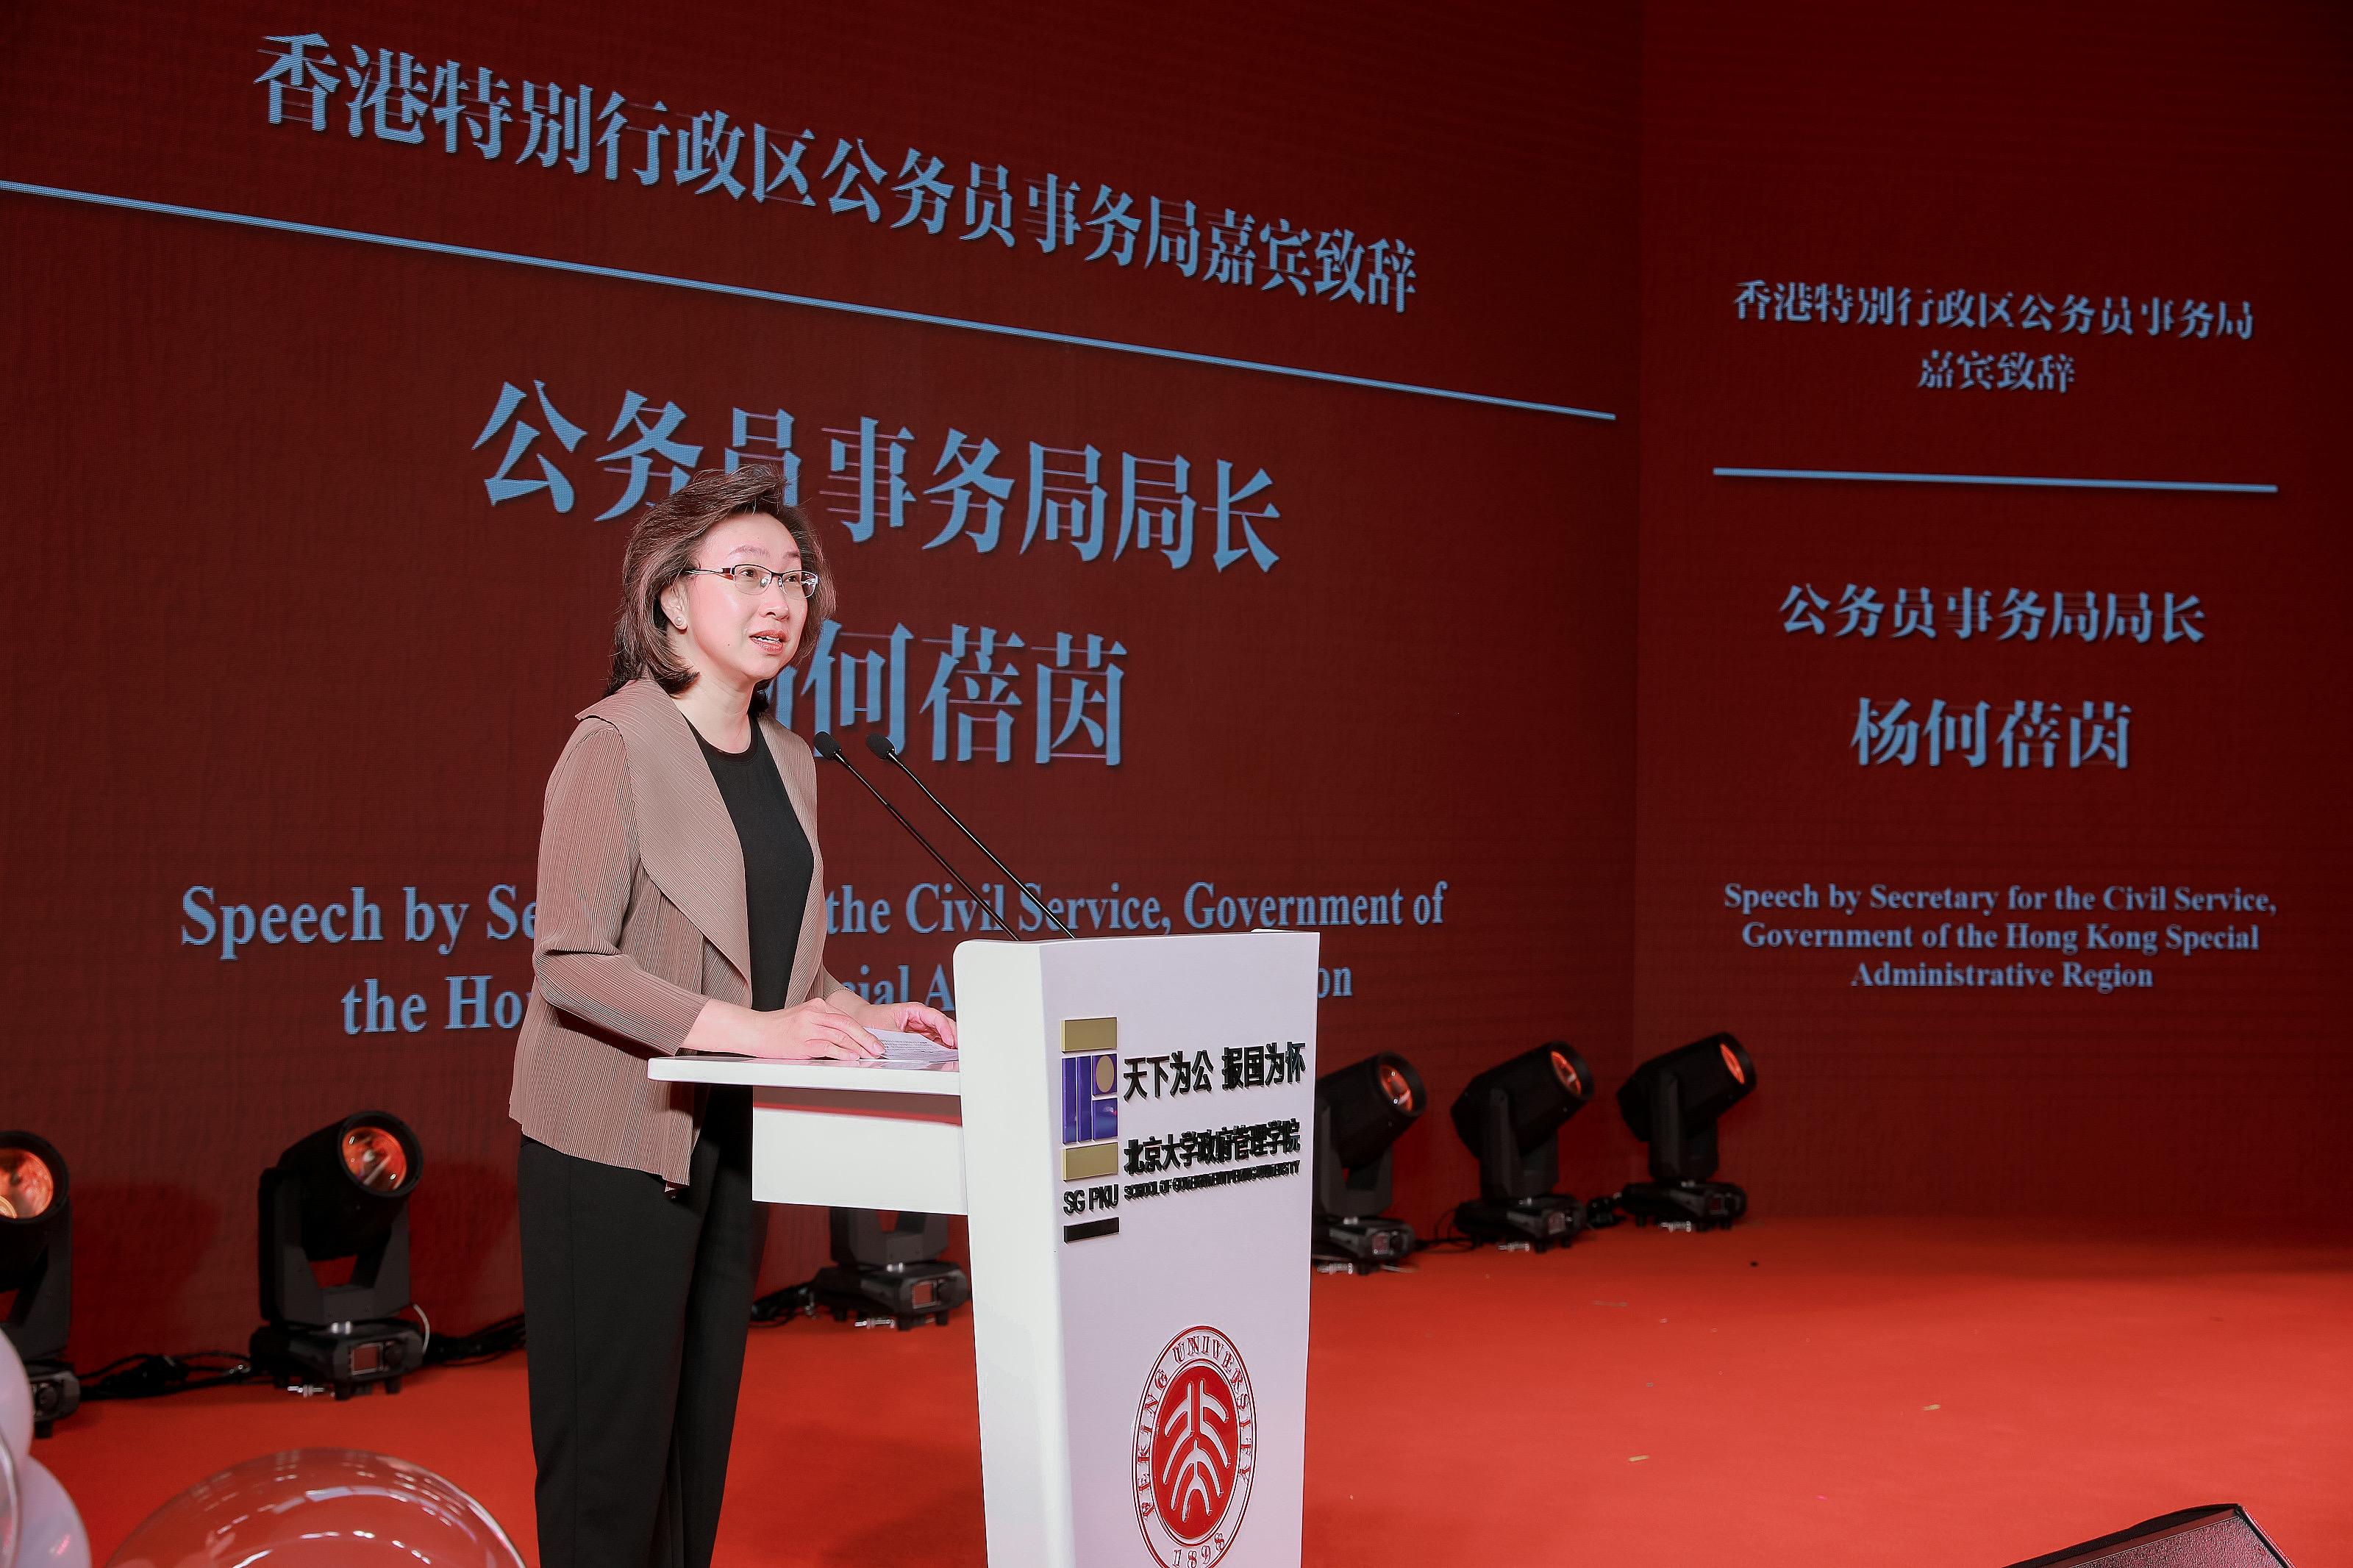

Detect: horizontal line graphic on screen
1713,466,2277,494
0,179,1617,423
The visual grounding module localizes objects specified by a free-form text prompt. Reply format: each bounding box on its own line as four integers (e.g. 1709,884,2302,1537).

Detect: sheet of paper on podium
873,1028,960,1064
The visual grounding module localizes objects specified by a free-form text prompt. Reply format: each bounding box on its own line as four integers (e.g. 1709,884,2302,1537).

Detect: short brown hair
606,465,837,695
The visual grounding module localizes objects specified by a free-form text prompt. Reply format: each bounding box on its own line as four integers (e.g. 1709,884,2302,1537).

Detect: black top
691,720,814,1012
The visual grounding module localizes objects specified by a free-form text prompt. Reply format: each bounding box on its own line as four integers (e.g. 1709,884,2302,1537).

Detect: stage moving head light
0,1134,67,1348
1449,1042,1594,1250
813,1209,971,1330
1312,1053,1427,1271
251,1111,427,1398
0,1131,80,1433
1618,1032,1754,1175
1614,1032,1755,1231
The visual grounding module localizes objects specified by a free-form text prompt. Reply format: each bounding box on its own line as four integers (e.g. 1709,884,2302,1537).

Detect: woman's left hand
842,995,959,1050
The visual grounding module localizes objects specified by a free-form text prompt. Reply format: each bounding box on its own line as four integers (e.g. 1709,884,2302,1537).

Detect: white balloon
15,1457,86,1568
2,1439,21,1568
0,1336,29,1461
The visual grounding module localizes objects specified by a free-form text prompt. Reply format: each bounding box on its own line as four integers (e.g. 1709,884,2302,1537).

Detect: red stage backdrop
1634,3,2353,1217
2,3,2345,1370
1,1,1638,1363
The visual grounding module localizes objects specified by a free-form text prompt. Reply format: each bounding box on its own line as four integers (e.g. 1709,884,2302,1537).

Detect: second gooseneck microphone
864,731,1077,940
811,731,1032,941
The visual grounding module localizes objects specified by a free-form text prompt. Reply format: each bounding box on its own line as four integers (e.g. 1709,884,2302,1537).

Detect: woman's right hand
687,996,882,1061
748,996,884,1060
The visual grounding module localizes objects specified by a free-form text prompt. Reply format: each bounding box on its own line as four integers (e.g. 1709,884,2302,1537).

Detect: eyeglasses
682,565,821,598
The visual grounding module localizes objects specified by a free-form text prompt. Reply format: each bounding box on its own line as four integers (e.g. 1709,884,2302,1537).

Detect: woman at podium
507,464,956,1568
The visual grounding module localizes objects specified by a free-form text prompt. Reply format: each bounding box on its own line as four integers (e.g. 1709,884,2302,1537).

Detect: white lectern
651,931,1320,1568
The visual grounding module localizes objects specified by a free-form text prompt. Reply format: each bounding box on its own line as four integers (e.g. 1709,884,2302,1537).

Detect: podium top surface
649,1054,964,1096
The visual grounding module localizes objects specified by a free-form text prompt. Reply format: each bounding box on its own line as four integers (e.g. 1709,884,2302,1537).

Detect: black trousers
518,1088,763,1568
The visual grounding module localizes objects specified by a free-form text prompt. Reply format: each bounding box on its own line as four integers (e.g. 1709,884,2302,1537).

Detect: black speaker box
2004,1505,2289,1568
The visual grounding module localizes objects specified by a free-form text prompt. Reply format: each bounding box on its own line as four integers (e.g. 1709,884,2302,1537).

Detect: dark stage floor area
36,1218,2352,1565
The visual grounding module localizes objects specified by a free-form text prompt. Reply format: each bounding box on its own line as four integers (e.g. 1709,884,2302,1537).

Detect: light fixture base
24,1357,79,1436
1455,1193,1585,1251
1616,1180,1747,1231
1312,1214,1417,1272
813,1259,968,1329
250,1320,425,1399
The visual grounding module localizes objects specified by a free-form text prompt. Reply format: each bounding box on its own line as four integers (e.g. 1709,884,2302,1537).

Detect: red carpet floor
35,1219,2353,1566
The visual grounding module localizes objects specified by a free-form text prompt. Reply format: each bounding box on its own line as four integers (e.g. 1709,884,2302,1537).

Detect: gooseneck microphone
812,731,1030,942
865,731,1077,939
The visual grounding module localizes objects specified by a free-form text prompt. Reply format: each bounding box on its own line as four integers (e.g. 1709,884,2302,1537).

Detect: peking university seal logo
1134,1325,1257,1568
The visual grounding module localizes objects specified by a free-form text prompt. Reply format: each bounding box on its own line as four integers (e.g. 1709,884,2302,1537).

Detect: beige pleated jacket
507,678,844,1184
